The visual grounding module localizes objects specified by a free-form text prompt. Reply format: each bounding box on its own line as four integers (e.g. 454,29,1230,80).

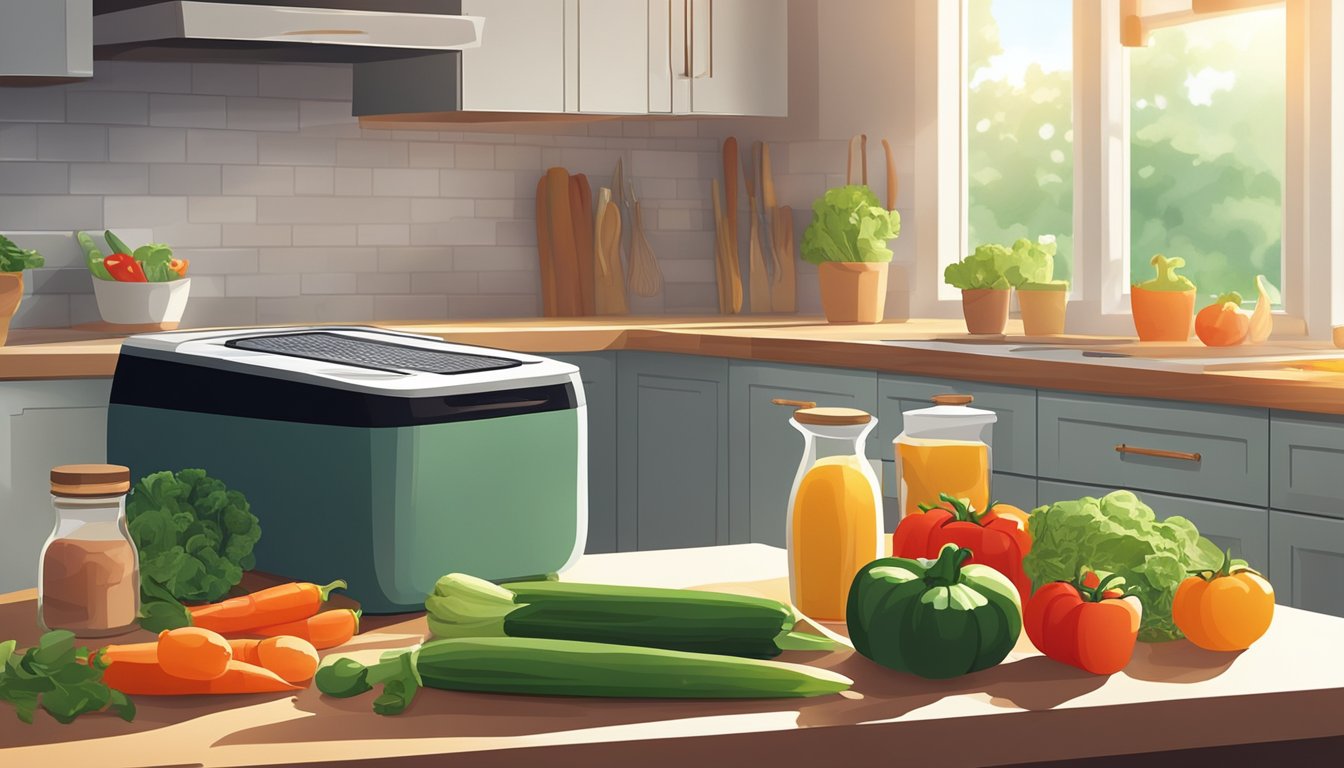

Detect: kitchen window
924,0,1341,335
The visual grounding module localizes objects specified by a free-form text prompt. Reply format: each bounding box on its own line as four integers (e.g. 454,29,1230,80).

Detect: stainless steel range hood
93,1,483,63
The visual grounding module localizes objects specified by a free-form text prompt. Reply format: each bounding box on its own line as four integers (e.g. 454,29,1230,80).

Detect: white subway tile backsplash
192,64,260,97
356,224,410,247
0,196,103,230
258,196,407,225
180,297,257,327
298,100,359,137
37,125,108,161
110,126,187,163
71,62,191,94
472,200,524,219
410,272,478,294
185,275,227,298
439,169,516,199
495,220,537,247
11,294,70,328
412,198,475,222
453,246,536,272
0,124,37,160
454,144,495,170
151,223,222,248
333,167,372,196
259,65,352,101
71,163,149,195
356,273,411,294
67,92,149,126
227,273,301,298
479,271,538,294
301,273,357,294
337,140,408,168
407,143,455,168
150,164,222,195
149,94,227,129
372,168,439,198
0,162,68,194
294,167,335,195
448,294,538,319
187,129,258,164
258,247,364,274
293,224,357,247
176,248,258,275
0,89,65,123
227,97,300,132
494,145,542,170
105,196,188,228
189,196,257,224
222,223,291,247
222,166,294,196
410,220,496,247
378,247,454,273
258,134,336,166
374,295,447,321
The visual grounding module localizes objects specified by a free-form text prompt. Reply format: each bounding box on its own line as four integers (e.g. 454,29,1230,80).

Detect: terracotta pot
1017,289,1067,336
1131,286,1195,341
961,288,1011,334
818,262,889,324
0,272,22,347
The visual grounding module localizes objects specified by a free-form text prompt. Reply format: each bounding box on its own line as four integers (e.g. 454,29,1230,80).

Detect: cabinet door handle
1115,444,1202,462
683,0,691,78
772,398,817,409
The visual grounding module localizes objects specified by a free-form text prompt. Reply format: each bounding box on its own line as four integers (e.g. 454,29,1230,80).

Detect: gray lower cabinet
728,361,878,547
552,353,618,554
1270,411,1344,520
616,353,730,552
0,378,112,593
878,375,1037,476
1270,510,1344,618
1038,481,1270,582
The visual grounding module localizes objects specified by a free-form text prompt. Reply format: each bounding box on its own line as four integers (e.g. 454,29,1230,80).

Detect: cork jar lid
793,407,872,426
51,464,131,498
931,394,974,406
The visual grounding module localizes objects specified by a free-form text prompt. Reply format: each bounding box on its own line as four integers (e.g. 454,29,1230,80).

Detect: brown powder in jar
40,538,139,635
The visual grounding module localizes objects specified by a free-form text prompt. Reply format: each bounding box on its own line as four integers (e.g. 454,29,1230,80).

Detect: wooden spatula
762,143,796,313
595,195,628,315
535,176,557,317
722,138,743,313
745,141,770,314
882,138,898,209
546,167,581,317
569,173,595,316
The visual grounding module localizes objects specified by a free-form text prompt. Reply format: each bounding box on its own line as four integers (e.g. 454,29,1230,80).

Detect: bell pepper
168,258,189,278
104,253,147,283
1024,569,1142,675
1172,549,1274,651
891,492,1033,599
847,544,1022,679
1194,292,1250,347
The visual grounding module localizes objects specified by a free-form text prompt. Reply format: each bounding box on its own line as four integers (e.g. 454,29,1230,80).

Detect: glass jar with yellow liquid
894,394,997,520
777,400,883,622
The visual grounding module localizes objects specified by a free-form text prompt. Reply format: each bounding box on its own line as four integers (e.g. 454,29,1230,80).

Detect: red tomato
892,493,1032,599
1024,573,1142,675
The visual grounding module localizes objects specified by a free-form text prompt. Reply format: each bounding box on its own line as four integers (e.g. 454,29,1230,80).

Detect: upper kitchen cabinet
576,0,650,114
0,0,92,84
665,0,789,117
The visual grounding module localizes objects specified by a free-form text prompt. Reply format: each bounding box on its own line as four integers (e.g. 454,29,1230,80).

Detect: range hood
93,1,483,63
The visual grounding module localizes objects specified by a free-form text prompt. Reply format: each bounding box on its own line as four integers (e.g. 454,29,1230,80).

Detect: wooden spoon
535,176,557,317
745,141,770,313
882,138,898,209
569,173,595,316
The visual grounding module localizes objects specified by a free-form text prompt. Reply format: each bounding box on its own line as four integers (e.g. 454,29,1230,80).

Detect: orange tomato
1172,549,1274,651
1194,293,1250,347
986,502,1030,531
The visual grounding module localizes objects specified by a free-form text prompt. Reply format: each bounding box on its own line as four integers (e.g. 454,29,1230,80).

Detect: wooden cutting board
570,173,596,316
535,177,557,317
546,167,581,317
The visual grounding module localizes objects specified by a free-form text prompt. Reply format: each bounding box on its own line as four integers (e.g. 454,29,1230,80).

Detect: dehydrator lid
118,326,582,399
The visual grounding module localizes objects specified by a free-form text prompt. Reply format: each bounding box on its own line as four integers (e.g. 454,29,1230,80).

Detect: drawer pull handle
772,398,817,409
1115,444,1202,463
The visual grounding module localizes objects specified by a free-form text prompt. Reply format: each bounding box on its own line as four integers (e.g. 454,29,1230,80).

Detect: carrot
229,636,320,683
251,609,361,650
102,660,302,695
95,627,233,680
189,579,346,635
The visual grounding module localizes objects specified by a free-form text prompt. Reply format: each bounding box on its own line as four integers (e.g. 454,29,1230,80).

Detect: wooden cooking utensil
721,138,743,314
860,134,869,186
612,158,628,268
625,178,663,298
546,167,581,317
882,138,898,209
712,178,736,314
744,141,770,313
761,143,796,313
846,135,862,185
535,176,557,317
569,173,596,315
594,190,628,315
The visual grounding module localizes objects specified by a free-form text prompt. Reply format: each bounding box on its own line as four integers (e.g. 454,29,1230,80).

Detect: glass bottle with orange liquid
778,400,883,622
894,394,997,521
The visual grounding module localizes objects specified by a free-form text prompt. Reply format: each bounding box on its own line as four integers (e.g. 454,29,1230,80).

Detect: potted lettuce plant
1008,236,1069,336
800,185,901,324
0,234,45,346
945,243,1014,334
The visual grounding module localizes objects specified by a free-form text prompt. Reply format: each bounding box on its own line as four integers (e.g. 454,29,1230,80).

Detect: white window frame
915,0,1344,338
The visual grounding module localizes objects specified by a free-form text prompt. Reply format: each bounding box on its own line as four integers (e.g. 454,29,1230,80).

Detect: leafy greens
800,185,901,265
127,469,261,604
1023,490,1234,642
945,236,1065,291
0,234,45,273
0,631,135,725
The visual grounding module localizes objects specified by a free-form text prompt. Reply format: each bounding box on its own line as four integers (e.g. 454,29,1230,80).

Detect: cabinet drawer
1271,412,1344,519
1039,481,1269,578
878,375,1036,476
1270,510,1344,618
1038,393,1267,506
880,462,1036,531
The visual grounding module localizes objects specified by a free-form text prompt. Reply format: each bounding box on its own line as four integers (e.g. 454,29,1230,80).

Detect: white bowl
93,278,191,325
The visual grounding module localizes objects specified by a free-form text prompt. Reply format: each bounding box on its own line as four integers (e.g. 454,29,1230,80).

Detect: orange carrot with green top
101,659,301,695
229,636,320,683
251,609,361,650
188,579,346,635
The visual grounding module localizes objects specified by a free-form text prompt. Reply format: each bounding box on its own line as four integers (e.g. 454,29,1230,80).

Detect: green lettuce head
945,243,1013,290
800,185,901,265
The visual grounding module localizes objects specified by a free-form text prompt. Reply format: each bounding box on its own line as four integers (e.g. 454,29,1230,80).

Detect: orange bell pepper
1195,292,1250,347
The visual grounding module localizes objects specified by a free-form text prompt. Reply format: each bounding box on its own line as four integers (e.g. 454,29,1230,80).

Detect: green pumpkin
846,545,1022,679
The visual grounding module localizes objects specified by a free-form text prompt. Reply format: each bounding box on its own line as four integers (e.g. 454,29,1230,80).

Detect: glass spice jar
37,464,140,637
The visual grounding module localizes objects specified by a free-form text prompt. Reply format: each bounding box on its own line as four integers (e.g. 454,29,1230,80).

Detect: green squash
846,545,1022,679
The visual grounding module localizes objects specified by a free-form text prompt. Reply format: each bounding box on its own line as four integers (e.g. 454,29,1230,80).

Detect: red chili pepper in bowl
104,254,147,282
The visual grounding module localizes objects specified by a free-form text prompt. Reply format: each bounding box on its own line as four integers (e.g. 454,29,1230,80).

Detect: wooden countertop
2,544,1342,767
4,317,1344,414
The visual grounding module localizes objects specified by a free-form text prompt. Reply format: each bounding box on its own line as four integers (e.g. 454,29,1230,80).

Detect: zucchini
316,637,852,715
425,574,840,658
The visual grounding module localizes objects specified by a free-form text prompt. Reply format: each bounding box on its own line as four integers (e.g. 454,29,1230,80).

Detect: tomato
1195,292,1250,347
104,253,147,283
1024,571,1142,675
985,502,1030,532
1172,549,1274,651
892,493,1032,599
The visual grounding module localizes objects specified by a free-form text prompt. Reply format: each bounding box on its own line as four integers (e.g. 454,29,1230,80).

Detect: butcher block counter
2,544,1343,767
5,317,1344,413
